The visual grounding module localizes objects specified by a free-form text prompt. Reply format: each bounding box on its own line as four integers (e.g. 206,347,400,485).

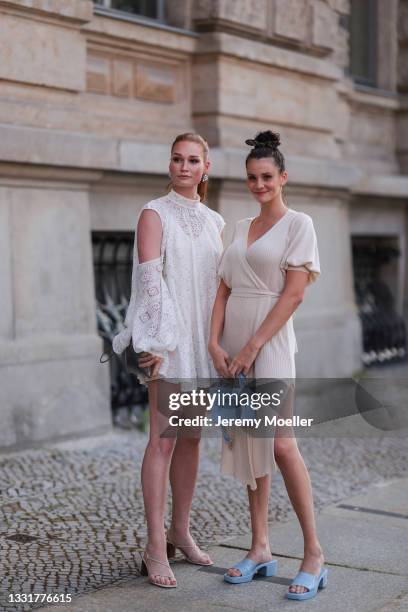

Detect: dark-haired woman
209,131,327,600
113,133,225,588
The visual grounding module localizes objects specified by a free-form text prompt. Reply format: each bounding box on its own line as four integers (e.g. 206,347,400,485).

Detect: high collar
168,189,201,208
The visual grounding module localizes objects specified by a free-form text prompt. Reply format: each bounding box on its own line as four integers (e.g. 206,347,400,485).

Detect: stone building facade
1,0,407,448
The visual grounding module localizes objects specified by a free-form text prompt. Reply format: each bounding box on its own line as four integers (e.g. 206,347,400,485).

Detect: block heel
166,541,176,558
319,570,328,589
140,552,177,588
257,560,278,577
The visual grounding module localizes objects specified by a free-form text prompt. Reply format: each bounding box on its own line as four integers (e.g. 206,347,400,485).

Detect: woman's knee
274,436,299,462
147,436,176,459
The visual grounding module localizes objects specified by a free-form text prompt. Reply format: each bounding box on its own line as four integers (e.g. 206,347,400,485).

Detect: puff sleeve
280,213,321,284
112,208,179,361
217,219,240,287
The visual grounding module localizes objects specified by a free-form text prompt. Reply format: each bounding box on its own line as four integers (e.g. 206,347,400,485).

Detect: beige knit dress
218,208,320,490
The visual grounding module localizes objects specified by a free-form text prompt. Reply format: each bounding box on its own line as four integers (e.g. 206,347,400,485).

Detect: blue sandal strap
290,569,322,591
230,559,257,576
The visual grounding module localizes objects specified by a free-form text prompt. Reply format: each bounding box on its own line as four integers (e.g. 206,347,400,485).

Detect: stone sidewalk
41,477,408,612
0,416,407,612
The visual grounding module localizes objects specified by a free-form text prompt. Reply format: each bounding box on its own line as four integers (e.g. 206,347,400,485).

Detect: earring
201,173,209,182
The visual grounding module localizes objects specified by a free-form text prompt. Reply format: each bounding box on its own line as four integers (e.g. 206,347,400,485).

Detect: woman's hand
228,341,261,377
137,352,163,378
208,343,230,378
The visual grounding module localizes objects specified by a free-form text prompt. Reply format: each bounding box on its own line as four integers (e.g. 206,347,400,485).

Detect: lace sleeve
112,256,178,357
112,202,178,358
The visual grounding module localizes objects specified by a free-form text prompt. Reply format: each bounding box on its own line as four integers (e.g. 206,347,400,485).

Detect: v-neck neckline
246,210,291,251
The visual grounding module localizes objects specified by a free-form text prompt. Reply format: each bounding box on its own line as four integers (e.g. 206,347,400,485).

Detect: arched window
349,0,378,86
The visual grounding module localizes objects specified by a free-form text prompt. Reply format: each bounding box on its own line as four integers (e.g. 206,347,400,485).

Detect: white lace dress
112,189,225,382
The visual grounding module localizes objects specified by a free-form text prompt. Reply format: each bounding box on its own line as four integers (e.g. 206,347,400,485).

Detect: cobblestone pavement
0,423,407,611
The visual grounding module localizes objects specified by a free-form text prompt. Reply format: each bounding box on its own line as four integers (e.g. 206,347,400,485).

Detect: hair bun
245,130,281,150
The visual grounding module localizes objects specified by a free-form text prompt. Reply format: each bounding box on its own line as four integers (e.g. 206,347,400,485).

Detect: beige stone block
217,59,336,133
345,105,399,174
0,0,93,22
273,0,309,43
86,54,111,95
10,187,96,338
0,124,119,169
311,0,337,51
331,23,349,69
197,32,341,81
0,353,111,448
0,189,13,339
0,13,86,91
326,0,350,14
135,62,177,103
89,176,168,230
112,60,133,98
86,48,185,105
217,0,267,30
192,60,219,114
194,0,268,31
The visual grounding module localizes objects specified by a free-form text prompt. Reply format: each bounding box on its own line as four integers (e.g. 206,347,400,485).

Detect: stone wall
398,0,408,172
0,0,407,448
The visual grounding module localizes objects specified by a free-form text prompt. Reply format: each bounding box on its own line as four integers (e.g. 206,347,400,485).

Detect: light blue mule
224,558,278,584
286,567,328,600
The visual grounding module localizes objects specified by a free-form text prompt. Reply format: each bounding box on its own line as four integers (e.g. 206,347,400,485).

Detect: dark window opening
93,232,148,429
349,0,378,87
352,236,406,366
93,0,165,22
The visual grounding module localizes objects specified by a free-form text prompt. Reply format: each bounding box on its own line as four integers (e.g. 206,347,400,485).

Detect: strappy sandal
140,552,177,588
166,532,213,566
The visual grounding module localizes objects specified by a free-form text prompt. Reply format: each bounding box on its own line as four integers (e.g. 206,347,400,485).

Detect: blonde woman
209,130,327,601
113,133,224,588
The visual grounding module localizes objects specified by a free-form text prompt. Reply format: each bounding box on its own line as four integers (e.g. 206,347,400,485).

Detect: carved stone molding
86,48,179,104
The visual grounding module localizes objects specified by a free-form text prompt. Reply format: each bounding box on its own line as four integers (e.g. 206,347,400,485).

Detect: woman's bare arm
136,209,164,376
208,279,231,377
137,209,162,262
228,270,309,376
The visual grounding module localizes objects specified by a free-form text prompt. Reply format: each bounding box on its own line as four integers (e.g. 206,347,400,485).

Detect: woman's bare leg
167,415,212,564
141,380,177,586
227,473,273,577
274,402,324,595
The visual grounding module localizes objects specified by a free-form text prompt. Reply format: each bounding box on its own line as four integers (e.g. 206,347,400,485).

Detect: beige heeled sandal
140,552,177,588
166,532,213,566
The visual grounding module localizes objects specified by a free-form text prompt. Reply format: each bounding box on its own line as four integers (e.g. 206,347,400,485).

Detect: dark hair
170,132,209,202
245,130,285,173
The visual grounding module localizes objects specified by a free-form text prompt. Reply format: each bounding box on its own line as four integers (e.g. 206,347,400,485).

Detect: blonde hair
169,133,210,202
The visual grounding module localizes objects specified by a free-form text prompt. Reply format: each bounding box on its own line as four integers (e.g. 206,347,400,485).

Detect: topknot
245,130,281,150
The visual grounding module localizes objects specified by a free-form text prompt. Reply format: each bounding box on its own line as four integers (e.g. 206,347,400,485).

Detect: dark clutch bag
125,346,151,379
